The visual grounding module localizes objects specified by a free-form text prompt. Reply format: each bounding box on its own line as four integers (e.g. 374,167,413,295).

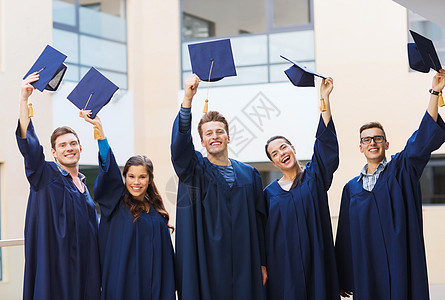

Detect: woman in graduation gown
264,77,340,300
80,111,175,300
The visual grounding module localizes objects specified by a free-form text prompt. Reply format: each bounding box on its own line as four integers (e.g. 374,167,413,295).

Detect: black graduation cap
409,30,442,72
281,55,326,87
188,39,237,82
407,43,430,73
67,67,119,119
23,45,67,92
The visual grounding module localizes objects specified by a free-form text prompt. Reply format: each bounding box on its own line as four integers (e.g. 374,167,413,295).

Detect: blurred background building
0,0,444,298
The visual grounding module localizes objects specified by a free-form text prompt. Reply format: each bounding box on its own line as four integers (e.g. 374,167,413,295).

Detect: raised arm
427,69,445,122
320,77,334,126
80,111,123,217
19,72,39,138
306,77,339,190
171,74,202,181
181,73,200,109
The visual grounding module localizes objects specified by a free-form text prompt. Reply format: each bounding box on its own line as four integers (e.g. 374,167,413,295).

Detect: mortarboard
407,43,430,73
281,55,329,112
188,39,237,113
281,55,326,87
409,30,442,72
67,67,119,119
188,39,237,82
23,45,67,92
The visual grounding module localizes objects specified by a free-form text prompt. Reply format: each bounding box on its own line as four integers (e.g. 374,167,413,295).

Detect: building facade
0,0,444,299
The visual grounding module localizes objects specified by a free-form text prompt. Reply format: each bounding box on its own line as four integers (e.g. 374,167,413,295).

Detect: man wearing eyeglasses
335,70,445,300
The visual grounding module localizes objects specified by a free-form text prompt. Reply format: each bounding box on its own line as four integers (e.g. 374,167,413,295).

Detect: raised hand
320,77,334,99
182,74,201,108
21,72,39,101
432,69,445,92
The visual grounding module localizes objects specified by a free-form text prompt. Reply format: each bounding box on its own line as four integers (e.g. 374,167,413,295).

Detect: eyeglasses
360,135,386,145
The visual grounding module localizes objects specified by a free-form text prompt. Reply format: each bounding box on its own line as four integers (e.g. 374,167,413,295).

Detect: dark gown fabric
94,147,175,300
171,113,267,300
335,112,445,300
265,115,340,300
16,121,101,300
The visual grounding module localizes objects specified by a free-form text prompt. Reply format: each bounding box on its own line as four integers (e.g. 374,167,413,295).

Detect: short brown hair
50,126,80,149
359,122,386,139
197,111,229,140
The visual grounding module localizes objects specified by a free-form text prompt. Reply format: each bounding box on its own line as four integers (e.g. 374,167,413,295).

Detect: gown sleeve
401,112,445,180
254,168,267,265
16,120,48,190
335,183,354,292
306,115,339,191
171,111,200,183
93,141,125,218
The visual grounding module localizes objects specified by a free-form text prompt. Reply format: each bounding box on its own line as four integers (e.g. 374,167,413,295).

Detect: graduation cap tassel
320,98,327,112
203,60,215,114
28,102,34,117
439,92,445,107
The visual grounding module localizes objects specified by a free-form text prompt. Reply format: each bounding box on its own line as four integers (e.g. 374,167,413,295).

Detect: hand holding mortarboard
79,110,106,140
281,55,329,112
432,69,445,96
68,67,118,139
188,39,237,113
23,45,67,92
408,30,444,107
21,72,40,117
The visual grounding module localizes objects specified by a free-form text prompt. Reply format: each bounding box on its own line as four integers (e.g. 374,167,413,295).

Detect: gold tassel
439,92,444,107
203,99,209,114
28,102,34,117
93,125,103,140
320,98,327,112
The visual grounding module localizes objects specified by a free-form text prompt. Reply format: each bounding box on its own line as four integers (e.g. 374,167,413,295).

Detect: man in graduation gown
171,74,267,300
16,73,100,299
335,70,445,300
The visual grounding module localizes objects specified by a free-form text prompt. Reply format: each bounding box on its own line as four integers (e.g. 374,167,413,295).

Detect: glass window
79,166,101,215
420,156,445,205
53,0,128,89
408,11,445,71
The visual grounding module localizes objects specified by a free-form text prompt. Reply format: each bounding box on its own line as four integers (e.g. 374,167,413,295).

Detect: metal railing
0,239,24,247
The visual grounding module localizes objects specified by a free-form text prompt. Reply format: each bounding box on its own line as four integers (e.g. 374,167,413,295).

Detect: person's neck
366,158,385,174
279,166,299,183
61,163,79,178
207,151,231,166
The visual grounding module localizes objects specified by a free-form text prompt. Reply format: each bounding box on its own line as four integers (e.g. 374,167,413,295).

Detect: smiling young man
171,74,267,300
335,70,445,300
17,73,100,300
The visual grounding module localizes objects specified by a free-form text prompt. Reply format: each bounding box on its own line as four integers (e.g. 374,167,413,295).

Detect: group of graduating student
16,34,445,300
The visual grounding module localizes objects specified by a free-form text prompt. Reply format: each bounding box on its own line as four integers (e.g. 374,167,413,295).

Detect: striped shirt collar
358,158,388,181
57,163,86,183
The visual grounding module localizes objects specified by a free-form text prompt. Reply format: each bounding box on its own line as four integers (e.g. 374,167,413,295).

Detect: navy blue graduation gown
265,116,340,300
335,112,445,300
94,147,175,300
16,121,101,300
171,113,267,300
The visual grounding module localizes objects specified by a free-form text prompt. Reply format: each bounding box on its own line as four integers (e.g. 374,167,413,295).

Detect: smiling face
359,127,389,164
266,138,298,172
200,121,230,156
51,133,82,169
125,165,150,201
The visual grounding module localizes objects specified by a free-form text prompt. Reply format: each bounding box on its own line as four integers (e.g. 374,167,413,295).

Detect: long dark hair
122,155,174,231
265,135,303,189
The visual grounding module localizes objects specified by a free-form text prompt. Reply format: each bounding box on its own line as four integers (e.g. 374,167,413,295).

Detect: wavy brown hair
122,155,174,231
